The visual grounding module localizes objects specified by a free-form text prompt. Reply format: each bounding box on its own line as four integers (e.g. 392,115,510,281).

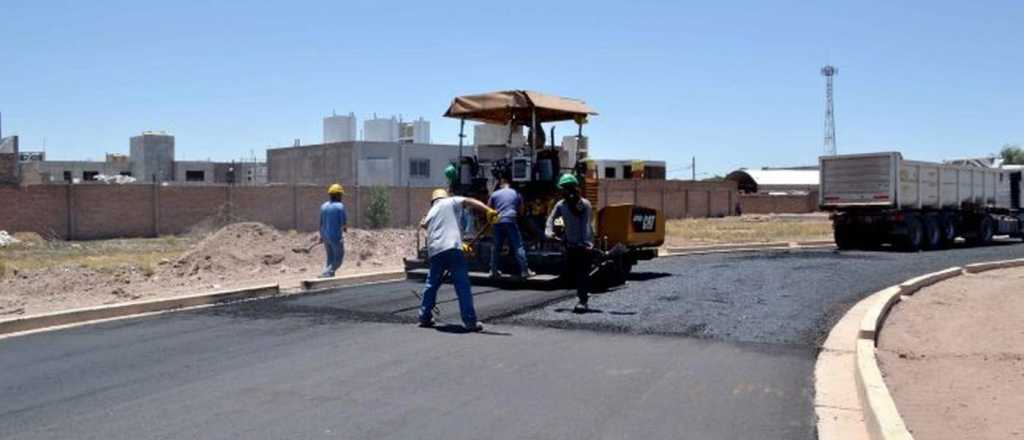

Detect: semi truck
819,152,1024,251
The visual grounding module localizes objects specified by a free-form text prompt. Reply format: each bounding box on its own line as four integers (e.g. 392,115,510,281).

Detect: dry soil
877,266,1024,440
0,223,417,317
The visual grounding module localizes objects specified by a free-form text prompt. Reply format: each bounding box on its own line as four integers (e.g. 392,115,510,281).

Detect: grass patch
665,215,833,245
0,235,194,274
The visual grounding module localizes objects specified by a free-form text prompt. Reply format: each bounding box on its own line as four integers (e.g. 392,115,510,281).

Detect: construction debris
0,231,19,247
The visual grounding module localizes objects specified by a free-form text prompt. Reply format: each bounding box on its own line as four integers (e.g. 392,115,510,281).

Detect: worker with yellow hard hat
416,187,498,332
318,183,348,278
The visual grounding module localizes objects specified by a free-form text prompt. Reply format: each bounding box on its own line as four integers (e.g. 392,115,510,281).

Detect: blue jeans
322,240,344,277
419,248,478,327
490,222,529,276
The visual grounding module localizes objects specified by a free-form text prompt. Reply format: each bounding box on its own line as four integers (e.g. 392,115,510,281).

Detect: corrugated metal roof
741,169,819,186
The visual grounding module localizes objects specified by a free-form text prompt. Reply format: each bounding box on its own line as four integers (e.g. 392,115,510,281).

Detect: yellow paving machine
404,90,664,287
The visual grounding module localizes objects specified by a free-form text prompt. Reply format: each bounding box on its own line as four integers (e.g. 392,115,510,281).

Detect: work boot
572,302,589,314
465,322,484,332
418,318,436,328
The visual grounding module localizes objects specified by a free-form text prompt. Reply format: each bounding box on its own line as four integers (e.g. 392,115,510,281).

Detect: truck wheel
977,216,995,246
896,216,923,252
938,215,957,249
922,216,942,250
834,224,856,250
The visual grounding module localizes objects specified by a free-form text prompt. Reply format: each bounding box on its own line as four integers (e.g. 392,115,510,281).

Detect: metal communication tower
820,65,837,156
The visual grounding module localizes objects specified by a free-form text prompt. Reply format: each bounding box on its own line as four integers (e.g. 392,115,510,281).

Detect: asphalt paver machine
404,90,664,287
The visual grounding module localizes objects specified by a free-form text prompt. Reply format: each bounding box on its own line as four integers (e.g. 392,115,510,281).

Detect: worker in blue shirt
488,171,532,279
319,184,348,278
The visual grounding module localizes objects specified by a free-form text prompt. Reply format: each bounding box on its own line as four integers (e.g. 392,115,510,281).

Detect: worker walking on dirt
418,188,498,332
318,184,348,278
546,174,594,313
488,172,533,279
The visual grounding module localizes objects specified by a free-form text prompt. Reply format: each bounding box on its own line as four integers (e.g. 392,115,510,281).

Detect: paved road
1,242,1022,439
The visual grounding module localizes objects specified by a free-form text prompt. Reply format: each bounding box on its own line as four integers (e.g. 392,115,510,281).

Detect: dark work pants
564,246,592,305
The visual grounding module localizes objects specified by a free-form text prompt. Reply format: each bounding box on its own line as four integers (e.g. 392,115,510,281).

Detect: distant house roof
725,169,820,193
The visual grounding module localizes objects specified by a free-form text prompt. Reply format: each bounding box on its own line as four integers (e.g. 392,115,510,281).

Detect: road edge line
299,270,406,291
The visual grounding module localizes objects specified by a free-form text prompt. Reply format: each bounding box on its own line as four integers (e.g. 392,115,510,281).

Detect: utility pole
691,156,696,181
821,65,837,156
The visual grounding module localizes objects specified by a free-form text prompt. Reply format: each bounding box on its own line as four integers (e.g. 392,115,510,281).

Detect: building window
83,171,99,181
622,165,632,179
409,158,430,178
185,170,206,182
63,171,72,182
644,166,666,180
604,167,617,179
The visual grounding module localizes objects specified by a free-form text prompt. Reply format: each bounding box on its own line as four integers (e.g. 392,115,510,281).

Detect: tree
1000,144,1024,165
365,186,391,229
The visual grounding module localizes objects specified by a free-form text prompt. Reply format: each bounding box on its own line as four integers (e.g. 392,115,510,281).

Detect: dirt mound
162,222,418,280
1,222,418,317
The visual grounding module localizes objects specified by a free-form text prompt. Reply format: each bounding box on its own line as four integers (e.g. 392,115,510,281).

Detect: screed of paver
877,267,1024,440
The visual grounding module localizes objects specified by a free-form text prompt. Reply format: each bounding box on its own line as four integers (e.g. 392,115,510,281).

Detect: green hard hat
557,173,579,188
444,164,457,182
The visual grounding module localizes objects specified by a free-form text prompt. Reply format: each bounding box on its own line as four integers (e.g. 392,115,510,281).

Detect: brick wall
738,192,818,214
0,180,739,240
595,179,738,218
0,154,18,185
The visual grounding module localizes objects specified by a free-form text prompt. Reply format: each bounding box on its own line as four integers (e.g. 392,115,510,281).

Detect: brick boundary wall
0,180,738,240
737,192,819,214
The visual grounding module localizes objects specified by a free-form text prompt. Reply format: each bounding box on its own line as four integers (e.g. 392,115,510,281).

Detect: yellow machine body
596,204,665,248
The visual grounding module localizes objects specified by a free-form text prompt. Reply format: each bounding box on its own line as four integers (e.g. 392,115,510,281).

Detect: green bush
365,187,391,229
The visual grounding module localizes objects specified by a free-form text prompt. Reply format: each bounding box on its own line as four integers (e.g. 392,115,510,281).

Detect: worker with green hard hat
546,172,594,313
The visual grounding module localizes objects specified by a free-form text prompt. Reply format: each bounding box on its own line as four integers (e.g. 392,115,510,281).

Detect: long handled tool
292,241,322,254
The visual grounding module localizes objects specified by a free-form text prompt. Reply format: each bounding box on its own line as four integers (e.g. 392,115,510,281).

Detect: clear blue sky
2,0,1021,178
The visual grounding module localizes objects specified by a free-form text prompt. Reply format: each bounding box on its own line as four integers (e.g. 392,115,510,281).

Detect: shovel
292,241,321,254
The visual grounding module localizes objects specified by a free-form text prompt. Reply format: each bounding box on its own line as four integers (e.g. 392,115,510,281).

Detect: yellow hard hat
431,188,448,202
327,184,344,195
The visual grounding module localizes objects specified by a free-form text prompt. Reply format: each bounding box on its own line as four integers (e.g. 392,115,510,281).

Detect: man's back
423,196,465,257
320,201,347,242
488,187,520,223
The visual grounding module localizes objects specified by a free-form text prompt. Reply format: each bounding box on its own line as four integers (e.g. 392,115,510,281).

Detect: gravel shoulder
877,267,1024,440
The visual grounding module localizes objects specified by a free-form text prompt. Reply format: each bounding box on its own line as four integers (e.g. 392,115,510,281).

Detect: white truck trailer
819,152,1024,251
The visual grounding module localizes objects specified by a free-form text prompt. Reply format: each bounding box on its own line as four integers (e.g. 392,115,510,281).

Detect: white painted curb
837,258,1024,440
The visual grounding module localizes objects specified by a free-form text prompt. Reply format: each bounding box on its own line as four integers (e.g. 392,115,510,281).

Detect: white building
364,115,400,142
398,117,430,144
323,112,357,143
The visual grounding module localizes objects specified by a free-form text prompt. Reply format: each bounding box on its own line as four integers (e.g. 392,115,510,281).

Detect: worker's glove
461,243,474,254
486,208,500,225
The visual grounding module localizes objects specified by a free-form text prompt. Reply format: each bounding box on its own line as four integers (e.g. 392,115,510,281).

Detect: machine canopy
443,90,598,124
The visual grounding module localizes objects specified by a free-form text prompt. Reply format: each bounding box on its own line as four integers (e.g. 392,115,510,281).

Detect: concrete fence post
354,186,361,228
152,183,160,237
684,188,690,218
405,183,411,227
65,183,74,240
706,190,712,218
660,186,665,216
633,179,639,204
727,189,734,216
291,184,299,231
226,185,233,220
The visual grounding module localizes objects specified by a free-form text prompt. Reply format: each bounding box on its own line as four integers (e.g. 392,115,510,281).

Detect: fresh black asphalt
1,241,1021,439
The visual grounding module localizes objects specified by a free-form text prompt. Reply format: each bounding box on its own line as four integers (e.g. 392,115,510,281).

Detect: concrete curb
962,257,1024,274
818,260,1024,440
663,239,835,257
0,284,280,337
300,270,405,291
